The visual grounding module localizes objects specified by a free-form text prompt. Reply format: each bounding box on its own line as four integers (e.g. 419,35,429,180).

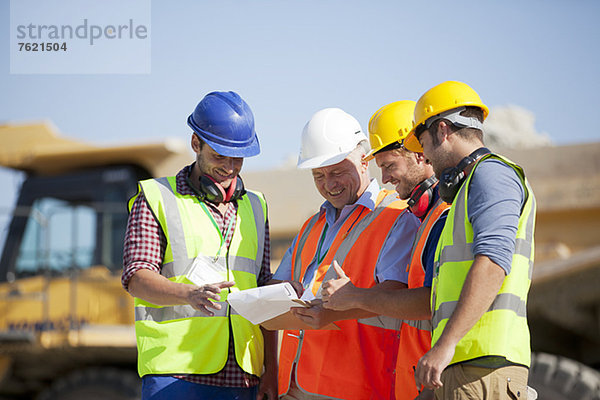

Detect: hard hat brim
201,133,261,157
188,116,261,158
364,140,405,161
297,150,353,170
363,150,376,162
403,129,423,153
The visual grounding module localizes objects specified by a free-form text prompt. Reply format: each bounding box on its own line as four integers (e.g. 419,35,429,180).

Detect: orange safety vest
279,189,407,400
395,198,449,399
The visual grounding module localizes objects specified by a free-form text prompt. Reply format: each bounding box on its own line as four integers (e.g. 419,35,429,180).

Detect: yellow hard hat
404,81,489,152
364,100,416,161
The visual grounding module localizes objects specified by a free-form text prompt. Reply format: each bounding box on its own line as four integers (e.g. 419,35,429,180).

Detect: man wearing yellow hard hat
321,100,449,399
405,81,536,399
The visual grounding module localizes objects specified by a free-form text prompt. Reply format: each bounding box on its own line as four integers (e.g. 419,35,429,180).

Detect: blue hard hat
187,91,260,157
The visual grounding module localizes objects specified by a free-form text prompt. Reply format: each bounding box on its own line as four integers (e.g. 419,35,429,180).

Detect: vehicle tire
36,367,140,400
529,352,600,400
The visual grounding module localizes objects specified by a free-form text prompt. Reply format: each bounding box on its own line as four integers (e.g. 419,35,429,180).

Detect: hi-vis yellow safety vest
129,176,267,377
431,154,536,367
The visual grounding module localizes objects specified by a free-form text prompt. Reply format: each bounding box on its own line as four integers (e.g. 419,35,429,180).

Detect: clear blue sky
1,0,600,206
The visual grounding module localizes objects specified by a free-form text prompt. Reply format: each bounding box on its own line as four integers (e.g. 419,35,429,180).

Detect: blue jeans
142,375,258,400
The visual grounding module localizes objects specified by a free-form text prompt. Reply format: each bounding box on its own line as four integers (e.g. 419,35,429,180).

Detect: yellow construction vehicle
0,122,190,399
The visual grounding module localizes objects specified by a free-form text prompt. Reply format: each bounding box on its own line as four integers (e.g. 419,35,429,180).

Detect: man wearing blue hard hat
122,91,278,399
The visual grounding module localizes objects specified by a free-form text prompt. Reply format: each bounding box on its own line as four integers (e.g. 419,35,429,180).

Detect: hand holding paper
187,281,235,316
227,282,311,325
290,300,338,329
321,260,358,311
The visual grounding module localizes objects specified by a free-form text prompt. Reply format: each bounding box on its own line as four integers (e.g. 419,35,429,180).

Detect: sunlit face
311,156,367,210
194,138,243,189
418,129,448,178
374,149,423,200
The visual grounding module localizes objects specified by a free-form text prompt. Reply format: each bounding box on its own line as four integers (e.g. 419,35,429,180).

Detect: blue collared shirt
273,179,420,287
468,159,525,275
422,186,447,288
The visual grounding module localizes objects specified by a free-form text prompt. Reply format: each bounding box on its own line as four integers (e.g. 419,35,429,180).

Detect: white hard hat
297,108,368,169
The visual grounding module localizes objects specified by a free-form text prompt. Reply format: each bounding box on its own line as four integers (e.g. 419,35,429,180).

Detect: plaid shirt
122,165,272,387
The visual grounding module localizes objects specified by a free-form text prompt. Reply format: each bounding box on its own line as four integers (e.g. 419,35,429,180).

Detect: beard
397,161,426,200
426,141,454,180
396,181,415,200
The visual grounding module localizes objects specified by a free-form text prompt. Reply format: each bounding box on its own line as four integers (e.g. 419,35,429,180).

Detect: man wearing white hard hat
273,108,420,399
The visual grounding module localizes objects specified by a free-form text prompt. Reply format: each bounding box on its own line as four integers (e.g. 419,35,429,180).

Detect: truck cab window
16,197,96,276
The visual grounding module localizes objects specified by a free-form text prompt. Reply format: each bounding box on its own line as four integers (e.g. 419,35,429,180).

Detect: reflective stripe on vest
292,214,320,283
131,176,266,377
395,198,448,400
336,192,402,331
290,190,393,294
312,190,400,297
407,198,450,279
431,154,536,367
279,189,408,400
403,197,449,330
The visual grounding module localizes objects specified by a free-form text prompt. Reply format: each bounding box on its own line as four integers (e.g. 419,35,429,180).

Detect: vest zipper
289,329,304,391
286,331,302,339
288,329,304,364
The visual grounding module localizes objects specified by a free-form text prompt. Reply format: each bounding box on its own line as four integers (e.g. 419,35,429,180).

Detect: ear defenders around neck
198,174,246,203
407,176,438,218
438,147,491,204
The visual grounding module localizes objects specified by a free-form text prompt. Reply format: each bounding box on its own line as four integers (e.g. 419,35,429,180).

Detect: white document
227,282,310,325
186,257,228,287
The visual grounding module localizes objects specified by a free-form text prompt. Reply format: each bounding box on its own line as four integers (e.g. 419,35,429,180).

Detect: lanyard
315,224,329,264
199,201,236,262
315,206,367,265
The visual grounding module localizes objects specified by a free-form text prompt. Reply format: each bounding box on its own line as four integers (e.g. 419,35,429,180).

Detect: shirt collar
175,164,197,196
319,178,381,220
176,164,239,213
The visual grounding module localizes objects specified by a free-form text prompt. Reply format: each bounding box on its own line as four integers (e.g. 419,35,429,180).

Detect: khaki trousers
435,364,529,400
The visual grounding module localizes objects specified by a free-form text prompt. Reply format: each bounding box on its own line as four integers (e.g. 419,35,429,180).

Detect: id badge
186,257,229,287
